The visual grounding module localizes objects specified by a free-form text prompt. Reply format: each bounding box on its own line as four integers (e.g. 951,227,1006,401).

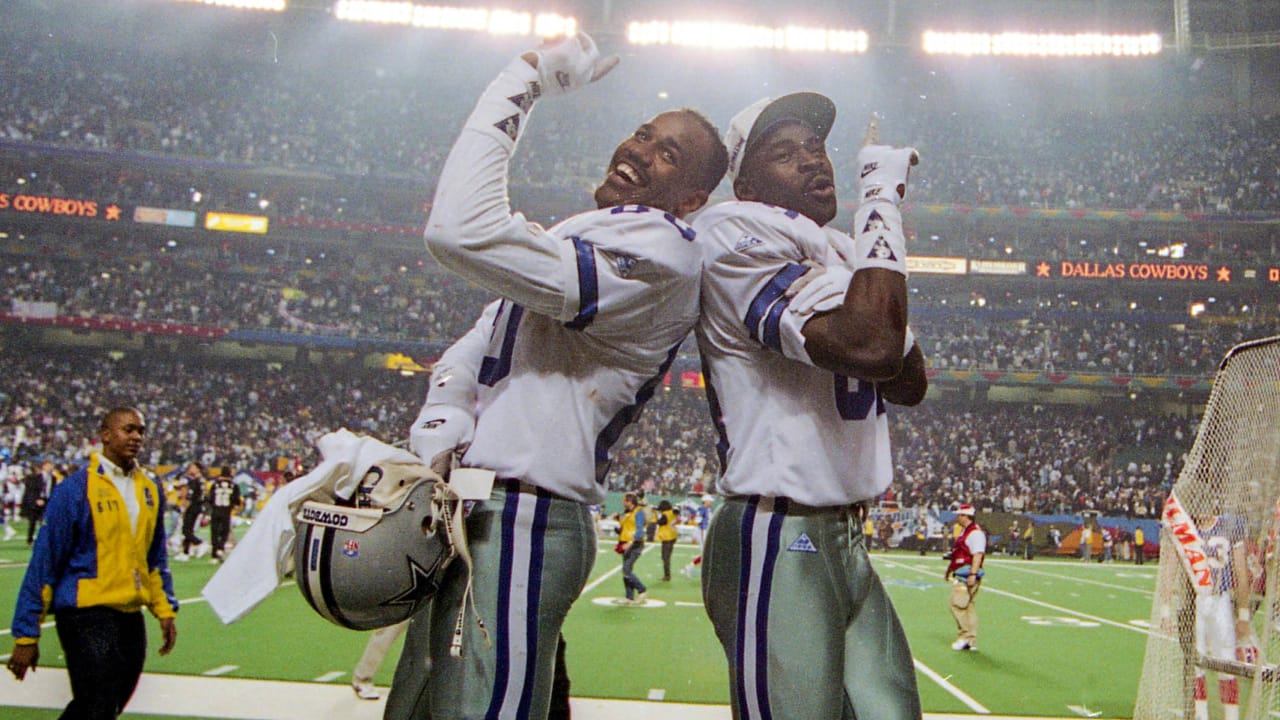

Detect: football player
384,32,728,720
692,94,927,720
1192,507,1255,720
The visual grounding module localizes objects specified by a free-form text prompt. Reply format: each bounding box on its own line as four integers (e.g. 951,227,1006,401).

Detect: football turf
1,528,1156,718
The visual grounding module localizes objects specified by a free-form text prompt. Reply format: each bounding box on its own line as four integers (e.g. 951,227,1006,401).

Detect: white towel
201,429,423,624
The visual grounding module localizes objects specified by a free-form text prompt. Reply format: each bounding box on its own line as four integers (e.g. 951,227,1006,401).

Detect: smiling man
8,407,178,719
692,94,928,720
387,33,728,720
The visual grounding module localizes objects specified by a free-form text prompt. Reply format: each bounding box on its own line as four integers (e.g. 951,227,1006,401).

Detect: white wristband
1239,608,1251,622
462,57,542,151
408,404,475,465
851,203,907,276
903,326,916,357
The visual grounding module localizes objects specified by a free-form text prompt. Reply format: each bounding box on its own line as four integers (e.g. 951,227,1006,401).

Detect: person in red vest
944,503,987,651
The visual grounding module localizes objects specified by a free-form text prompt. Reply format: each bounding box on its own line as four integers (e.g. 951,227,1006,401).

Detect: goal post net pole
1134,336,1280,720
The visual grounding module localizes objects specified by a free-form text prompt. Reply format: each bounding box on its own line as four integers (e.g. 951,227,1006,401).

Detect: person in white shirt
384,32,728,720
694,92,927,720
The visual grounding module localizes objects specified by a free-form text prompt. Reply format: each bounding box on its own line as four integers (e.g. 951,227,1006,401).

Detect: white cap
724,92,836,184
956,503,976,517
702,495,714,503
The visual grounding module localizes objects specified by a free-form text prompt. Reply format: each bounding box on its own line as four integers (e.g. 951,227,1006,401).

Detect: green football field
0,525,1158,719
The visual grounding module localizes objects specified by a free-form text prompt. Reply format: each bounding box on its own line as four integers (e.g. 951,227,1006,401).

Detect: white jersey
693,201,893,507
422,207,701,506
464,207,698,504
420,61,702,505
1201,513,1248,595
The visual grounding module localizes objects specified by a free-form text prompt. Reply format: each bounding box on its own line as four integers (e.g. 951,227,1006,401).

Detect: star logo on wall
1035,262,1051,278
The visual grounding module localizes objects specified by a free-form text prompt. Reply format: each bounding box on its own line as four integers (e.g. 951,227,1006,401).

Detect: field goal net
1135,336,1280,720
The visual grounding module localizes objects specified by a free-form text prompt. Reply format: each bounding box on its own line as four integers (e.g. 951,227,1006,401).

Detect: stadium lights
175,0,286,10
332,1,577,37
1152,242,1186,259
922,31,1162,57
627,20,868,53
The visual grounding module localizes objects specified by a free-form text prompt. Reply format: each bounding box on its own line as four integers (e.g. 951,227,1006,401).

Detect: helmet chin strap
434,481,490,658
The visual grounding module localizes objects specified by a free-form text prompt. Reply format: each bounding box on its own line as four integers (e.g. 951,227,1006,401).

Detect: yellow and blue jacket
10,453,178,643
619,507,647,543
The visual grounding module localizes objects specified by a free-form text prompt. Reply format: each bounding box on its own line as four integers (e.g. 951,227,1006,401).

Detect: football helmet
294,464,458,630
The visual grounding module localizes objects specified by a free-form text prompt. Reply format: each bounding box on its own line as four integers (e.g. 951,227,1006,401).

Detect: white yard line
987,563,1155,597
880,558,1153,636
581,543,657,594
1,666,1083,720
914,659,991,714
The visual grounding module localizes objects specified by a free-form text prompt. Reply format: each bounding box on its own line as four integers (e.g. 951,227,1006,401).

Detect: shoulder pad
573,205,696,242
694,201,816,233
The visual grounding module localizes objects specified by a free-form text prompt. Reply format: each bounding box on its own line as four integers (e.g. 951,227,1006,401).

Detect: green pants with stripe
702,495,921,720
385,482,596,720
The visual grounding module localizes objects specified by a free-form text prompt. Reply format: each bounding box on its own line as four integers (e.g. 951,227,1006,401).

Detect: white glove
528,32,619,98
408,404,474,479
787,264,852,316
856,114,920,206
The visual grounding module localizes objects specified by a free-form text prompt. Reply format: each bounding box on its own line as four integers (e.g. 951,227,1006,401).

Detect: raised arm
424,34,618,319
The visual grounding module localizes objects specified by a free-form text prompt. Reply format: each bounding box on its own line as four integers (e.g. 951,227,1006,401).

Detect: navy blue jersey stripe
592,342,683,484
479,304,524,387
744,263,806,345
760,297,789,352
565,237,598,330
700,355,730,473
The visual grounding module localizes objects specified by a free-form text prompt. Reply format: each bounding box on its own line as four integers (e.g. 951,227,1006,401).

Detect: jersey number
835,376,884,421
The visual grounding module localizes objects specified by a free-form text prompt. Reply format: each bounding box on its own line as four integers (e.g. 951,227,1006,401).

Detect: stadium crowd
0,11,1269,532
3,29,1280,226
2,227,1272,375
890,402,1186,519
909,313,1261,377
0,352,427,474
0,232,491,343
0,348,1188,521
